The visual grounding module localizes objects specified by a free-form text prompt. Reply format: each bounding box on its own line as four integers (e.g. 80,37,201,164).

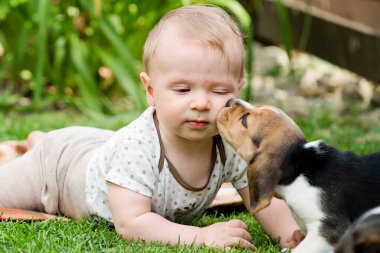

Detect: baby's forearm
254,198,301,248
108,184,254,249
114,211,204,247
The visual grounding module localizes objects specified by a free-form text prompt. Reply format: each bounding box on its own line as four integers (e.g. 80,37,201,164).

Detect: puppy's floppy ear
248,152,282,213
352,226,380,253
336,217,380,253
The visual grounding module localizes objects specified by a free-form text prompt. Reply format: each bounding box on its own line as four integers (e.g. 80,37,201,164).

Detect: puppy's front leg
291,230,332,253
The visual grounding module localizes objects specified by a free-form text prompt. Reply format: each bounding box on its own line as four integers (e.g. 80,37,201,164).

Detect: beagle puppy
335,206,380,253
217,98,380,253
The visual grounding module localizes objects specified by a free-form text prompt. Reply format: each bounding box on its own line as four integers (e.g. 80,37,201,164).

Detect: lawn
0,104,379,252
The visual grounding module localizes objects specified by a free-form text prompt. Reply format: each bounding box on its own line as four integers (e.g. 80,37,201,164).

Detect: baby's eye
172,85,190,93
175,88,190,93
212,89,229,94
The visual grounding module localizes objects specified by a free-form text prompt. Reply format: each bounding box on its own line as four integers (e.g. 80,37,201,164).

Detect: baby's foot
0,130,44,165
0,141,28,165
26,130,44,150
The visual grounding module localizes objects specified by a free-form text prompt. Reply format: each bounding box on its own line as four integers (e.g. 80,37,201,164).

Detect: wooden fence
241,0,380,83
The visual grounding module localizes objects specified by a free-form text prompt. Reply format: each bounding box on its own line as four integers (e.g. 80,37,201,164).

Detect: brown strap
153,112,166,173
165,142,216,191
214,135,226,166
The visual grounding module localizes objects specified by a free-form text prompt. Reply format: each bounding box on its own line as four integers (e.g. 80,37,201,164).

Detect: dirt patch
250,43,380,125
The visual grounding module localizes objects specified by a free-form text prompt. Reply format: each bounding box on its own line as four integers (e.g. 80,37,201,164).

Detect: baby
0,4,303,250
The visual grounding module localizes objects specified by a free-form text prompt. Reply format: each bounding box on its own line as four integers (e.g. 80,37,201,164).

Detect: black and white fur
277,140,380,252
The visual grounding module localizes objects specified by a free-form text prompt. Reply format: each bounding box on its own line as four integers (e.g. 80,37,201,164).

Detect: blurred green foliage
0,0,254,117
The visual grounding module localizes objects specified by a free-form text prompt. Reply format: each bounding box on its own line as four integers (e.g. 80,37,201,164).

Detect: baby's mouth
186,120,209,129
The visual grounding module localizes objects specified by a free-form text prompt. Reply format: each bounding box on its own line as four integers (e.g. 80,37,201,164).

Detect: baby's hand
283,229,304,249
200,219,256,250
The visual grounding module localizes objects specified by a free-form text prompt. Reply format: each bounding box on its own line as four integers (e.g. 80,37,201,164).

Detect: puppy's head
335,208,380,253
217,98,305,213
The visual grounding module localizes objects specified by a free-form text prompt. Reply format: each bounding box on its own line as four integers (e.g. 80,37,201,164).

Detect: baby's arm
108,182,255,250
238,187,304,248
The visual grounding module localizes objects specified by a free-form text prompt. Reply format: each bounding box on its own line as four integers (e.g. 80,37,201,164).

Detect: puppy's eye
240,113,249,128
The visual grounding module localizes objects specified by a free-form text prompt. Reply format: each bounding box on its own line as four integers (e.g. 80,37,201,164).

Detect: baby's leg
0,150,45,211
0,132,62,214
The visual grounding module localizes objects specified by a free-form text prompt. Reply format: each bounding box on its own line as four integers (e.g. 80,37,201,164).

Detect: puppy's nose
225,98,235,107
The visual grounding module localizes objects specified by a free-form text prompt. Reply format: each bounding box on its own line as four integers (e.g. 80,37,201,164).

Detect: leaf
70,34,111,113
275,0,293,60
32,0,50,108
95,46,146,110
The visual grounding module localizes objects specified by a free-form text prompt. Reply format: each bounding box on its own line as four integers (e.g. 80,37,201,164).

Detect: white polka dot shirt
85,107,248,224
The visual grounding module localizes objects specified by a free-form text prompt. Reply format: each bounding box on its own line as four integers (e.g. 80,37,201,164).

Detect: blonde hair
143,4,245,79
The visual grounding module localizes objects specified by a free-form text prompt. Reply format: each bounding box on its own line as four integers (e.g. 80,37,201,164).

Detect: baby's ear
140,72,155,106
238,78,246,90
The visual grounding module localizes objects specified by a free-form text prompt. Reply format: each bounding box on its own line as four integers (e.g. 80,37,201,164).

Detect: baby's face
141,27,244,143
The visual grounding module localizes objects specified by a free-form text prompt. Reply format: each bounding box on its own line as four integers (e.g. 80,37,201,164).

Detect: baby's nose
190,94,211,110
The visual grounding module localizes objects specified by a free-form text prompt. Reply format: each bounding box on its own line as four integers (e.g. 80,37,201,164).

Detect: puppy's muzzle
225,98,235,107
225,98,256,109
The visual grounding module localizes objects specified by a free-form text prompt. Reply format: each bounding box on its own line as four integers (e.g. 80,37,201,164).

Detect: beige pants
0,126,113,218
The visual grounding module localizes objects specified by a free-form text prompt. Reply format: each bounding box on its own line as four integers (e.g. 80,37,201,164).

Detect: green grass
0,212,279,252
0,105,379,252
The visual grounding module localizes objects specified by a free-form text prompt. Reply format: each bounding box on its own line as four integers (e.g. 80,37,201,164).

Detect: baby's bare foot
0,141,28,165
26,130,44,150
0,130,44,165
